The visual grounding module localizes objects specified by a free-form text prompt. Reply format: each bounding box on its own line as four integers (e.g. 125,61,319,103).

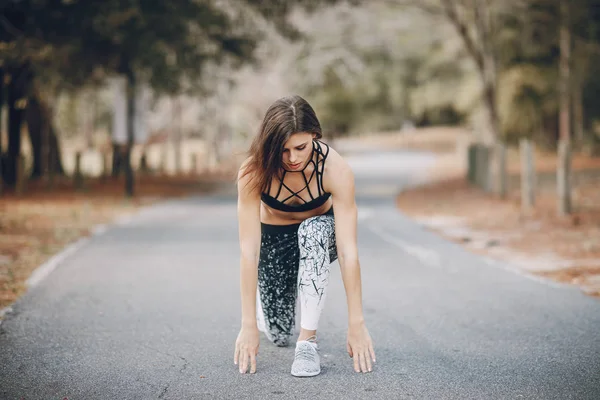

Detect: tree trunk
480,15,506,198
440,0,506,197
0,67,4,154
557,0,572,216
124,68,136,197
0,67,5,194
572,76,584,146
41,100,50,183
26,96,43,178
6,66,30,186
48,122,64,176
26,92,65,180
111,76,126,178
7,81,22,185
481,60,507,197
482,61,500,144
15,154,26,195
83,89,96,149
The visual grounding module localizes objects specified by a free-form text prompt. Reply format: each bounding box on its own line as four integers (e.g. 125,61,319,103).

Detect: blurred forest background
1,0,599,201
2,0,600,307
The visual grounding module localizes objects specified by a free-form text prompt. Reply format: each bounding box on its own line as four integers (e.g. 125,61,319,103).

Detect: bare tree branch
439,0,485,74
473,1,489,51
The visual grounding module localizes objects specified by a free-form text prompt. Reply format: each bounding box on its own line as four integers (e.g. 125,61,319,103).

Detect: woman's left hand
347,322,376,373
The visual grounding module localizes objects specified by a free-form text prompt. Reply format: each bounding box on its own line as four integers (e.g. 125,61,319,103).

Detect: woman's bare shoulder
237,156,253,178
323,145,351,174
322,144,354,192
237,156,259,196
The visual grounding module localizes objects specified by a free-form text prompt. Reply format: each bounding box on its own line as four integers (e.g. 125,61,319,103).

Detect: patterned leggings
256,209,337,346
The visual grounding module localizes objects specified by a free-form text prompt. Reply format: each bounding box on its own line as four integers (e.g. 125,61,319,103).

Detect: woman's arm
327,154,364,324
325,149,376,373
237,167,262,328
234,164,262,374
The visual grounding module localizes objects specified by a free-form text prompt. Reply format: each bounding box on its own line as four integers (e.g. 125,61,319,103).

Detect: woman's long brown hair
239,95,323,193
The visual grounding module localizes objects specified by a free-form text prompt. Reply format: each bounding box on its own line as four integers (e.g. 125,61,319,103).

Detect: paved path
1,149,599,399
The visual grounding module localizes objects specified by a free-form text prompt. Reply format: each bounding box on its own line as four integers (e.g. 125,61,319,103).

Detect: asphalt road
1,149,599,400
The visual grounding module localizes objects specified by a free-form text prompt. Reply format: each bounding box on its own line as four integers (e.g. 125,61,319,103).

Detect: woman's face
282,132,315,171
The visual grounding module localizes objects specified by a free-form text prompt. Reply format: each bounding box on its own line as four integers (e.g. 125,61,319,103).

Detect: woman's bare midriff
260,198,333,225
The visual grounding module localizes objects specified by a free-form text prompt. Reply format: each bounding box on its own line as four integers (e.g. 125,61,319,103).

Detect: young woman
234,95,375,377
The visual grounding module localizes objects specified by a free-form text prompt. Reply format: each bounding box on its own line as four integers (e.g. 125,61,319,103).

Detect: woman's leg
256,224,300,347
297,214,337,341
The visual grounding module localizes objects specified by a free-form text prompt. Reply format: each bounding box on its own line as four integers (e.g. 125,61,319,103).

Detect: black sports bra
261,140,331,213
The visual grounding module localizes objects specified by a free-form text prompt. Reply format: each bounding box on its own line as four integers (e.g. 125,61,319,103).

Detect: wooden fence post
520,138,536,212
190,153,197,176
467,144,477,184
495,142,507,198
474,144,490,191
74,151,83,189
102,152,109,180
139,152,148,175
160,145,168,175
557,139,572,215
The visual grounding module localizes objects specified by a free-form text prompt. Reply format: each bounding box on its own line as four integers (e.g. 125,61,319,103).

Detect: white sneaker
291,336,320,377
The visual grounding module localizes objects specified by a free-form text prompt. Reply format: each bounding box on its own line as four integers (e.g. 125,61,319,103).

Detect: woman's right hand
234,326,260,374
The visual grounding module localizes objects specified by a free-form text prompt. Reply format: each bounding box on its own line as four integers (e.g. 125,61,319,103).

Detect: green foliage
498,64,557,143
1,0,310,95
494,0,600,146
6,0,600,151
284,0,600,147
307,55,403,135
286,2,473,134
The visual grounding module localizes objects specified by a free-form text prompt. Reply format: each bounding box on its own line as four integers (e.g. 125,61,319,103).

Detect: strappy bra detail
261,140,331,213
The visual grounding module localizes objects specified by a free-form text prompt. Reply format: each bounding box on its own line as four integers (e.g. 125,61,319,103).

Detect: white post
495,142,507,198
557,139,572,216
520,138,535,212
